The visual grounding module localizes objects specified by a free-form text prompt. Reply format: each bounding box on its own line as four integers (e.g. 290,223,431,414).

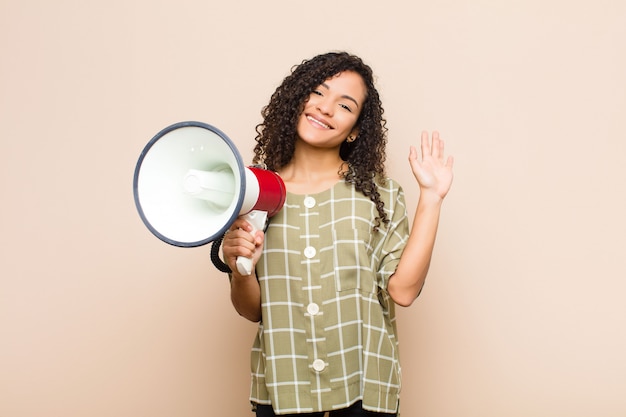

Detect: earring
347,135,356,143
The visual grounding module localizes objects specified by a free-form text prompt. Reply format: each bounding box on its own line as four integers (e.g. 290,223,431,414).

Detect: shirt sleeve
376,180,410,291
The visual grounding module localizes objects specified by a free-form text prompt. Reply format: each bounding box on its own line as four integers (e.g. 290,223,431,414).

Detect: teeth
307,116,329,129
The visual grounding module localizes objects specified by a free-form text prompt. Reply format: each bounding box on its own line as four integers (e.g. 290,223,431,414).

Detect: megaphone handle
235,210,268,276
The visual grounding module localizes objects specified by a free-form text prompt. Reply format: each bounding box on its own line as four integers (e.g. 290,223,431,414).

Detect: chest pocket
332,227,376,294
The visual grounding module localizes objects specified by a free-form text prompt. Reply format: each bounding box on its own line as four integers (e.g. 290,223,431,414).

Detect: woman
222,51,454,416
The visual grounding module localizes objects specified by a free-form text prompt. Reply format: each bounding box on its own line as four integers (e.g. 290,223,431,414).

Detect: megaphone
133,121,286,275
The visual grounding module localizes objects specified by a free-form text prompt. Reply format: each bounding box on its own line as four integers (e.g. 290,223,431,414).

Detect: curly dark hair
252,51,390,228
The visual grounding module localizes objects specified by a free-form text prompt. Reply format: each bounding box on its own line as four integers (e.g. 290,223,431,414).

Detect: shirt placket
301,195,330,407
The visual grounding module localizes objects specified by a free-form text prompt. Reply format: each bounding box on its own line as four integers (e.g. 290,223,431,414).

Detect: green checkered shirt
249,178,409,414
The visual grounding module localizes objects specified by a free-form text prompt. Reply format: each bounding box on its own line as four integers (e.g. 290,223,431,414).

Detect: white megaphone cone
133,121,286,275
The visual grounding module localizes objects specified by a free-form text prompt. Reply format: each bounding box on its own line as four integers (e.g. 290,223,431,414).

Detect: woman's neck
278,144,347,195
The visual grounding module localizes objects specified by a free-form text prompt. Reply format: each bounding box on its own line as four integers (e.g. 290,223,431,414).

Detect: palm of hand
409,131,454,199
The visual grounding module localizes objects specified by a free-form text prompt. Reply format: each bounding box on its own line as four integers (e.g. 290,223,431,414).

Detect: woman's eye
340,103,352,112
312,90,323,96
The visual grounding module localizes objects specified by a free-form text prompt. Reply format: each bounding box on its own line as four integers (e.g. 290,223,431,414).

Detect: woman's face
295,70,366,151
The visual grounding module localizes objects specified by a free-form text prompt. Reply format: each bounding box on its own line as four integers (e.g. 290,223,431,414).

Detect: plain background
1,1,625,416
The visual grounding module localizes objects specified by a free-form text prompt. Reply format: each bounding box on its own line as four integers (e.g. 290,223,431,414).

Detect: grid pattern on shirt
249,178,409,414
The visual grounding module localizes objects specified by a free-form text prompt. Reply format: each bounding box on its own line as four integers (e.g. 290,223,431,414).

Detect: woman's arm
388,131,454,307
221,218,264,321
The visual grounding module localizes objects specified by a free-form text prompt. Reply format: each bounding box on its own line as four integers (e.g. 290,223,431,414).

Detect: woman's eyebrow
321,82,360,109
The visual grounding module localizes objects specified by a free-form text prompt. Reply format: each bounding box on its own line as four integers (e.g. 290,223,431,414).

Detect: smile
307,115,331,129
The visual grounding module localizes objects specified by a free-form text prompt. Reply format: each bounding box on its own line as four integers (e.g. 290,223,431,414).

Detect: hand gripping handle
235,210,268,275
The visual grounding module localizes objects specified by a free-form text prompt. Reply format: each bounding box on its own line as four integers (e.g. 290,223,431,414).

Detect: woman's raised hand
409,131,454,201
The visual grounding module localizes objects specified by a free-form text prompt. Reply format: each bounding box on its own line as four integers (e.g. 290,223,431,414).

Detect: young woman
221,51,454,416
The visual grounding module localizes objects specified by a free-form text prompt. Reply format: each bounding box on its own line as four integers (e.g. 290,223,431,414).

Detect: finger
227,218,253,233
431,131,441,159
253,230,265,246
223,233,256,257
224,227,254,246
420,131,430,158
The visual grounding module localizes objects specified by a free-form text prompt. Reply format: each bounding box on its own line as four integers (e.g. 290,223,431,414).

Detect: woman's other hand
409,131,454,202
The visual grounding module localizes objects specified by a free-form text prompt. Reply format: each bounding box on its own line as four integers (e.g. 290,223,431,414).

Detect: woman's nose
316,98,333,116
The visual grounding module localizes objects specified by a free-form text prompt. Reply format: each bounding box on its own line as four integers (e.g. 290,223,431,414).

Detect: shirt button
312,359,326,372
303,246,316,258
304,196,316,208
307,303,320,316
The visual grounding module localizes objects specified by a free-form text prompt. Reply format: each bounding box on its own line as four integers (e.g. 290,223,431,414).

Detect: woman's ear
347,129,359,142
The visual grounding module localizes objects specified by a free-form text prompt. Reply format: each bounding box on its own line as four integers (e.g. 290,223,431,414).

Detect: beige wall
2,0,625,416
